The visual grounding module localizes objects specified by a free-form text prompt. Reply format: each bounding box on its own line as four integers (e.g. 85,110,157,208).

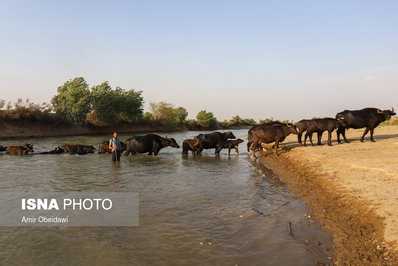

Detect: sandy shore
256,126,398,265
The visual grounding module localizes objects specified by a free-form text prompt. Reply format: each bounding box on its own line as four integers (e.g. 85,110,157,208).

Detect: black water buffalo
300,118,343,146
297,119,312,145
194,131,236,154
221,138,244,155
336,107,396,143
6,144,34,155
247,121,286,152
248,123,298,157
62,144,96,155
0,145,7,152
38,147,65,154
124,134,180,156
98,140,126,154
182,138,203,155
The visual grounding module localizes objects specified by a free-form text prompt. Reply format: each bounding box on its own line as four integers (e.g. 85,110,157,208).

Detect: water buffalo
62,144,96,155
6,144,34,155
98,140,126,154
182,138,203,155
297,119,312,145
221,138,244,155
248,123,298,157
247,121,286,152
124,134,180,156
38,147,65,154
336,107,396,143
0,145,7,152
300,118,343,146
194,131,236,154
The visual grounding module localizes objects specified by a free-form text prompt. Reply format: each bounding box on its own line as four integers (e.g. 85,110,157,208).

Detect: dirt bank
256,126,398,265
0,119,183,139
0,119,252,139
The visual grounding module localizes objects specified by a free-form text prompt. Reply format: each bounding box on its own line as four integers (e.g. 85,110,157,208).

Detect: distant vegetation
381,117,398,126
52,77,144,126
0,76,273,130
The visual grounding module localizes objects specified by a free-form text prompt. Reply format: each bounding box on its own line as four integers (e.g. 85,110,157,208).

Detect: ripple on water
0,130,333,265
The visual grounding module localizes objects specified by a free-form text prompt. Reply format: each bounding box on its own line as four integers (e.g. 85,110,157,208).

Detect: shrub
196,110,217,128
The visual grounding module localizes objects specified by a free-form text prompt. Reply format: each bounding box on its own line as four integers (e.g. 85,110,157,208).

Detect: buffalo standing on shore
336,107,396,143
297,118,343,146
124,134,180,156
248,122,298,157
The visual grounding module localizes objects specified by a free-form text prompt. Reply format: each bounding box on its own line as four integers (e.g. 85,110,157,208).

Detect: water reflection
0,130,333,265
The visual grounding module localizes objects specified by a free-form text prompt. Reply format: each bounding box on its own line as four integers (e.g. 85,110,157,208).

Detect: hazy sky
0,0,397,121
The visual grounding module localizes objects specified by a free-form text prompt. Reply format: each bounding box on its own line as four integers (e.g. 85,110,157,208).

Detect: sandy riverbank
257,126,398,265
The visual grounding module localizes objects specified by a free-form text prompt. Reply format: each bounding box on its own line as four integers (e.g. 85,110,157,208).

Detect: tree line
0,77,259,128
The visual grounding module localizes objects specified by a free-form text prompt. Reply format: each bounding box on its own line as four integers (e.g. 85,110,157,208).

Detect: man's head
113,132,118,138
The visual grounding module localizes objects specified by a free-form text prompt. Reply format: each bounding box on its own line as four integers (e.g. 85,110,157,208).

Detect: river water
0,129,333,265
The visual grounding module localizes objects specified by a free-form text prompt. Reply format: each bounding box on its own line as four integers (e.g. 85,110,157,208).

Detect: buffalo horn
377,109,383,114
392,107,395,112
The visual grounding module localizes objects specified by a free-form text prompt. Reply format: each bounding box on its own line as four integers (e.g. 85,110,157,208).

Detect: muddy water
0,130,333,265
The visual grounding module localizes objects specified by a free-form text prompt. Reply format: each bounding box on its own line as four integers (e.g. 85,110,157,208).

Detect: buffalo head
225,131,236,139
236,138,244,144
86,145,96,153
286,123,298,134
166,136,180,148
24,144,34,153
379,107,396,120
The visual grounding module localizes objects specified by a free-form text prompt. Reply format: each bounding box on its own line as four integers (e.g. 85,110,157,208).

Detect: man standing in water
109,132,121,162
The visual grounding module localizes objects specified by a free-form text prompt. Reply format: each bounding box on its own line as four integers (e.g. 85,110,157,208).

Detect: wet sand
256,126,398,265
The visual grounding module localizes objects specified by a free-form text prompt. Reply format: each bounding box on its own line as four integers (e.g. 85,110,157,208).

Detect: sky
0,0,397,121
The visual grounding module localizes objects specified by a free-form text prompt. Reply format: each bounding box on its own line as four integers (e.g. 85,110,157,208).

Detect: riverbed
0,130,333,265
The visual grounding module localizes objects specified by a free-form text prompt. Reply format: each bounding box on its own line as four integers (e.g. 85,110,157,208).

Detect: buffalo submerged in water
124,134,180,156
6,144,34,155
62,144,96,155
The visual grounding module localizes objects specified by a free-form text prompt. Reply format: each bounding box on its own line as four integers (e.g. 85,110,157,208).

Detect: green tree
242,118,256,125
51,77,92,124
0,99,5,109
91,82,143,126
174,107,188,123
143,112,153,122
149,102,176,123
230,115,243,125
120,88,144,122
196,110,217,128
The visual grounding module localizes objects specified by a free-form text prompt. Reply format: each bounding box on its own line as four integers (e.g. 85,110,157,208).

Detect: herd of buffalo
0,107,395,158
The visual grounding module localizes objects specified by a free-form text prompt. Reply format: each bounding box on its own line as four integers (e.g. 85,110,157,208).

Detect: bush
196,110,217,128
174,107,188,124
0,98,55,122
